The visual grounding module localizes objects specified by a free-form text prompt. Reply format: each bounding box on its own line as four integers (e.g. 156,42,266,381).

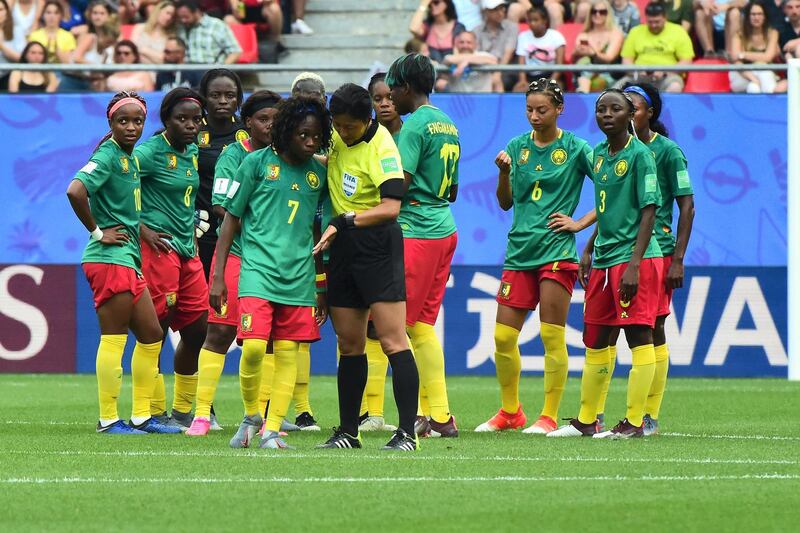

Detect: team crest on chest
306,171,320,189
120,157,129,173
594,156,604,174
267,164,280,180
498,281,512,299
166,154,177,170
198,131,210,147
235,129,249,142
614,159,628,176
550,148,567,165
519,148,530,165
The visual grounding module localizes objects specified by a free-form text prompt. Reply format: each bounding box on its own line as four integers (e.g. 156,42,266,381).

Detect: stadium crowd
1,0,797,94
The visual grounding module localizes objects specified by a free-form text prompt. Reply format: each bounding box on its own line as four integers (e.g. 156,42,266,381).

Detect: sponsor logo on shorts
267,165,280,181
235,129,249,143
198,131,210,147
614,159,628,177
306,171,320,189
380,157,399,174
594,156,604,174
519,148,530,165
120,157,129,173
551,148,567,165
241,313,253,332
166,292,177,307
620,311,629,319
343,172,358,197
499,281,511,299
167,154,177,170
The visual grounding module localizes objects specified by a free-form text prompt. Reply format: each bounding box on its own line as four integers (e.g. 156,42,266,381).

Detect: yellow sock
96,334,127,423
596,345,617,415
365,337,389,417
418,385,430,417
130,340,161,422
540,323,568,421
408,323,450,423
240,339,266,416
644,344,669,419
266,340,299,432
151,373,166,415
577,347,610,424
172,373,197,414
195,348,226,418
258,349,275,417
627,344,657,427
292,342,312,415
494,323,521,415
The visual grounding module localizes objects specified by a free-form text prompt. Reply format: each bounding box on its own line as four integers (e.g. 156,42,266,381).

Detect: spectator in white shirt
513,3,566,91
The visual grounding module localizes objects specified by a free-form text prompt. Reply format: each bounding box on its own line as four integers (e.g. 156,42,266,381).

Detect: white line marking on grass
6,450,799,466
2,474,799,485
662,432,800,441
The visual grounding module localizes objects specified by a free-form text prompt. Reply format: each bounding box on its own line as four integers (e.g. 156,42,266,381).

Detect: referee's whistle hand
312,225,338,256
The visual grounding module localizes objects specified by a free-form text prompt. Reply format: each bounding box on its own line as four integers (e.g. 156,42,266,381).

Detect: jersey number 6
438,143,460,198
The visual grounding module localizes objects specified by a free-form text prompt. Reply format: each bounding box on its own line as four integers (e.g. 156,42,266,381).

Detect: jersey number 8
438,143,460,198
184,185,193,207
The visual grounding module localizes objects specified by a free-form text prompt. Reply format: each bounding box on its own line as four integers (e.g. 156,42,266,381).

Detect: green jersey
591,135,663,269
503,130,593,270
134,133,199,258
212,138,254,258
648,133,693,256
397,105,459,239
224,148,327,307
74,139,142,272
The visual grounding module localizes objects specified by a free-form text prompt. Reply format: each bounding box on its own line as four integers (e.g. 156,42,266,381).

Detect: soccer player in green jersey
314,83,419,451
475,79,594,436
211,96,331,450
135,88,209,430
592,83,695,436
549,89,664,439
66,92,181,435
186,90,282,436
387,53,460,438
355,72,404,434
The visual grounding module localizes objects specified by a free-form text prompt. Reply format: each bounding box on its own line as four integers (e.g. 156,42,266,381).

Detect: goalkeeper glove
194,209,210,238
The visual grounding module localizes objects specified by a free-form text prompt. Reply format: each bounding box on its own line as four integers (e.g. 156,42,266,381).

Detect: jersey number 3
438,143,460,198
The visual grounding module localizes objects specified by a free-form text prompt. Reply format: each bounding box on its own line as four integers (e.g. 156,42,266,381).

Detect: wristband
330,214,346,232
90,227,103,241
316,273,328,293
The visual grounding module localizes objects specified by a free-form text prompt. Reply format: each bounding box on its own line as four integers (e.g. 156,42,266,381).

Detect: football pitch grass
2,374,799,532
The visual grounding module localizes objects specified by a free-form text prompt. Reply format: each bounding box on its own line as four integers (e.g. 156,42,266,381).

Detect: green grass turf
1,374,799,532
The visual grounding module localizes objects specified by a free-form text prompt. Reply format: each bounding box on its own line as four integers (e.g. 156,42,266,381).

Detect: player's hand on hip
666,258,684,289
494,150,512,173
209,277,227,314
578,250,593,289
100,225,130,246
619,263,640,302
312,225,338,256
315,293,329,326
140,224,172,254
547,212,580,233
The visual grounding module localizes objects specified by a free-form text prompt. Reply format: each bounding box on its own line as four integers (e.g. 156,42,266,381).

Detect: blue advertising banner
67,266,788,378
0,93,788,267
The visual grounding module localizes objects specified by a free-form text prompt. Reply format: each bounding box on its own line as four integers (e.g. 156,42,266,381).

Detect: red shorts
207,252,241,327
584,257,664,328
404,233,457,326
657,254,673,317
495,262,579,310
82,263,147,309
141,244,208,331
238,296,320,342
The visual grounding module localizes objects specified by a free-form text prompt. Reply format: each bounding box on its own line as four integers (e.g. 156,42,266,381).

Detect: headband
623,86,652,107
244,98,281,118
179,97,203,107
108,97,146,119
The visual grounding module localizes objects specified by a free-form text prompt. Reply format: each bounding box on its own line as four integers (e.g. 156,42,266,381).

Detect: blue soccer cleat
131,417,184,434
96,420,147,435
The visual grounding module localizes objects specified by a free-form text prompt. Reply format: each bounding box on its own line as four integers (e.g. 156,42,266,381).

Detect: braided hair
271,96,332,155
94,91,148,152
368,72,387,94
526,77,564,107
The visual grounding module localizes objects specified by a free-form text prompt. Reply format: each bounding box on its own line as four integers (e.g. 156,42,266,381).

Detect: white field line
2,473,799,485
4,449,799,466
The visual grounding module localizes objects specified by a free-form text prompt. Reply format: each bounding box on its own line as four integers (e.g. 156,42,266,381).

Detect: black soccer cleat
381,429,419,451
316,427,362,449
295,412,321,431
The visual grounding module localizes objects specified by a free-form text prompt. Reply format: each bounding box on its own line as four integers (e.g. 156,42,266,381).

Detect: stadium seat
635,0,649,19
684,58,731,93
229,23,258,64
557,22,583,64
120,24,134,41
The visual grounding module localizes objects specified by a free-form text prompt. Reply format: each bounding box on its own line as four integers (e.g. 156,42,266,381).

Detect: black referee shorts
328,222,406,309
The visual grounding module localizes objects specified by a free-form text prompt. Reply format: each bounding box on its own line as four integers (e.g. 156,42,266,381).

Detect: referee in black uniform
195,69,248,278
313,84,420,451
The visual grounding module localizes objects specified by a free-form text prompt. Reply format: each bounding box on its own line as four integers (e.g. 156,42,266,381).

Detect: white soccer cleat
359,416,397,432
547,418,598,438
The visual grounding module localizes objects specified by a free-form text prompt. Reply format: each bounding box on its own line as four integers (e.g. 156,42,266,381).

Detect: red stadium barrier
230,23,259,64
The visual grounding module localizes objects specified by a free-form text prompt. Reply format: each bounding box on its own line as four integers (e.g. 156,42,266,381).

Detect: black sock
338,354,368,436
388,349,419,435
